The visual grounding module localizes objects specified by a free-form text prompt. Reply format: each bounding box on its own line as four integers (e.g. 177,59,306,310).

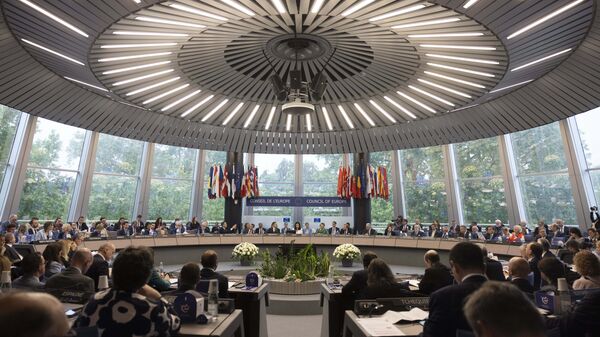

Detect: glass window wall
0,106,22,188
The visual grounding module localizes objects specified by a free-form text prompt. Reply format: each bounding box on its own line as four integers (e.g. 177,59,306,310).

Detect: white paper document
357,318,405,336
380,308,429,324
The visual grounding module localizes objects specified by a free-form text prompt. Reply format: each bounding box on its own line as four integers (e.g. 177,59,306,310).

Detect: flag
221,165,229,198
208,165,214,199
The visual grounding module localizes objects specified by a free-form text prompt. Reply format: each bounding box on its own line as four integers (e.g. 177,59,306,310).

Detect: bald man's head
71,248,93,273
0,292,69,337
98,243,116,260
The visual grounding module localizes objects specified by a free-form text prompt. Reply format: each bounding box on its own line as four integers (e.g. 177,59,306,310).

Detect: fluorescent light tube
126,77,179,96
64,77,108,91
507,0,584,40
286,114,292,131
397,91,436,113
162,90,201,111
353,103,375,126
310,0,325,14
201,99,229,121
222,102,244,125
113,69,174,86
136,16,206,28
511,48,572,71
489,80,533,93
271,0,286,13
306,114,312,131
169,4,228,21
21,38,84,65
369,5,425,22
369,100,396,123
427,63,494,77
338,105,354,129
101,43,177,49
243,105,260,128
393,17,460,29
103,61,171,75
322,107,333,130
341,0,375,16
265,107,276,130
383,96,417,119
113,31,189,37
221,0,255,16
143,83,189,104
418,79,472,98
420,44,496,51
98,52,172,62
408,32,484,38
463,0,480,9
424,71,485,88
19,0,88,37
408,85,455,107
181,95,214,117
426,53,500,65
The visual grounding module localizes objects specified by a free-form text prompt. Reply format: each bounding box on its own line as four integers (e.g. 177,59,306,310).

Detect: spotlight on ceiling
309,71,328,102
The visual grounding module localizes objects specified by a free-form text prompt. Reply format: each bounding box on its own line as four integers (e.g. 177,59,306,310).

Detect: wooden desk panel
177,236,201,246
83,240,104,250
417,239,440,250
486,243,510,256
289,236,310,244
130,238,156,247
220,236,243,245
372,237,397,247
242,236,263,244
395,238,419,248
199,236,222,246
352,236,375,246
262,236,283,244
112,238,132,249
506,244,523,256
312,236,333,245
155,237,178,247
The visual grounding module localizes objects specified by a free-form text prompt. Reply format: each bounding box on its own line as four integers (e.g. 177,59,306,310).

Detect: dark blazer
358,281,413,300
363,228,377,236
85,254,109,290
529,257,542,291
116,227,133,236
254,227,266,235
45,266,95,294
410,230,426,238
328,227,340,235
419,263,454,295
340,228,353,235
342,269,368,305
431,230,442,238
197,268,229,298
542,250,556,259
485,258,505,281
4,245,22,262
511,278,534,294
423,274,487,337
546,291,600,337
266,228,280,234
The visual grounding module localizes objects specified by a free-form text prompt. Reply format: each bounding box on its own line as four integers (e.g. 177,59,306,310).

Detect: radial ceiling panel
0,0,597,154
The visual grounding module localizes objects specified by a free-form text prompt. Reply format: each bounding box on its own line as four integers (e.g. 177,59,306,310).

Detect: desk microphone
368,304,384,318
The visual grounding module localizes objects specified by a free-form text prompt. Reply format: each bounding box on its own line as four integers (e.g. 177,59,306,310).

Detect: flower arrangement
333,243,361,260
232,242,259,260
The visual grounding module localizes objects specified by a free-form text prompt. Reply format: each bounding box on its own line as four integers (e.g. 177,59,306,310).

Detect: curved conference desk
29,235,525,268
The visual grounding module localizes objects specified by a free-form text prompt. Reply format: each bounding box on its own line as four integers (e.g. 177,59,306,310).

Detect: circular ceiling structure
0,0,598,154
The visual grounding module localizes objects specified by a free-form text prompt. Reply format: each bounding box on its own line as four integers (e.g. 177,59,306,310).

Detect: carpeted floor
267,314,323,337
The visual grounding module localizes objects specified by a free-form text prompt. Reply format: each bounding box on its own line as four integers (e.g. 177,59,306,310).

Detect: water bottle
159,262,164,274
555,278,571,315
0,271,11,292
327,265,335,285
207,279,219,317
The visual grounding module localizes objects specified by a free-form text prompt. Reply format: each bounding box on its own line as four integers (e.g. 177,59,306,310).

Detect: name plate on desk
174,291,204,323
246,271,262,288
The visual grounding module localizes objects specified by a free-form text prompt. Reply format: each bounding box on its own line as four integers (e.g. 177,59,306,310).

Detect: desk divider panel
155,237,178,247
112,239,132,249
417,239,440,250
352,236,375,246
176,236,201,246
288,236,310,244
372,237,397,247
220,235,243,245
486,243,511,256
34,244,48,253
262,236,284,244
242,236,264,244
311,236,332,245
331,237,348,245
395,238,419,248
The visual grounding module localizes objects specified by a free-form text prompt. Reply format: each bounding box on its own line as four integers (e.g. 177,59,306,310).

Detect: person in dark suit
481,247,505,282
266,222,280,234
340,223,353,236
546,290,600,337
166,262,201,295
358,258,413,300
410,224,426,238
465,282,546,337
328,221,340,235
362,223,377,236
526,242,543,290
342,252,378,308
508,257,534,295
197,250,229,298
419,250,454,295
429,223,442,238
254,223,266,235
483,226,499,241
423,242,488,337
45,248,94,294
116,222,134,236
85,243,115,290
3,233,22,263
537,238,556,258
532,221,549,237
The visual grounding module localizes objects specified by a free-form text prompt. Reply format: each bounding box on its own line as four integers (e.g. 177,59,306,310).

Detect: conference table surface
31,234,525,257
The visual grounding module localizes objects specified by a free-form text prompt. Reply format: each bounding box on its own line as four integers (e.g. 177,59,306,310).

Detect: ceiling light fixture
143,83,189,104
338,105,354,129
353,103,375,126
322,107,333,130
113,31,189,37
265,107,276,130
424,71,485,88
113,69,174,86
286,114,292,131
222,102,244,125
392,17,460,29
426,53,500,65
383,96,417,119
200,99,229,121
427,63,494,77
136,16,206,28
306,114,312,131
369,4,425,21
507,0,584,40
21,38,84,65
19,0,88,37
489,80,533,93
408,32,484,38
420,44,496,51
161,90,201,111
220,0,255,16
169,3,228,21
126,77,179,96
133,0,141,3
101,43,177,49
271,0,286,13
244,105,260,128
369,100,396,123
64,76,108,91
310,0,325,14
103,61,171,75
98,52,172,62
180,95,214,117
408,85,455,107
418,78,472,98
397,91,436,113
462,0,480,9
341,0,375,16
511,48,572,71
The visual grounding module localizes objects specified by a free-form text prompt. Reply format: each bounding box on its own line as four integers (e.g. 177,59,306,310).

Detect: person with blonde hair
58,239,72,267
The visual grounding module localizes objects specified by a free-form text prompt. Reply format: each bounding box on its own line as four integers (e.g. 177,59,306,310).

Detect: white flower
232,242,259,258
333,244,361,260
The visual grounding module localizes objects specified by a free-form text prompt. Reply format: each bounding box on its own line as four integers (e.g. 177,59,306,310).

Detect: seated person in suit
363,223,377,236
187,216,200,232
45,248,95,294
419,250,454,295
197,249,229,298
384,223,395,236
254,222,266,235
170,220,187,235
469,225,485,240
483,226,498,241
545,288,600,337
440,226,453,239
456,225,469,239
465,282,545,337
410,224,426,238
117,221,134,236
587,227,598,245
532,221,549,238
3,233,22,263
358,258,413,300
342,251,378,307
537,238,555,258
266,222,280,234
328,221,340,235
242,223,254,235
147,248,171,292
526,242,543,290
572,250,600,290
560,239,580,264
481,246,505,282
74,246,181,336
0,292,70,337
280,222,293,235
429,223,442,238
197,220,210,234
508,257,534,294
302,223,313,235
340,223,353,235
423,242,488,337
173,262,201,293
13,252,45,289
508,225,525,243
538,257,568,291
86,243,115,290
